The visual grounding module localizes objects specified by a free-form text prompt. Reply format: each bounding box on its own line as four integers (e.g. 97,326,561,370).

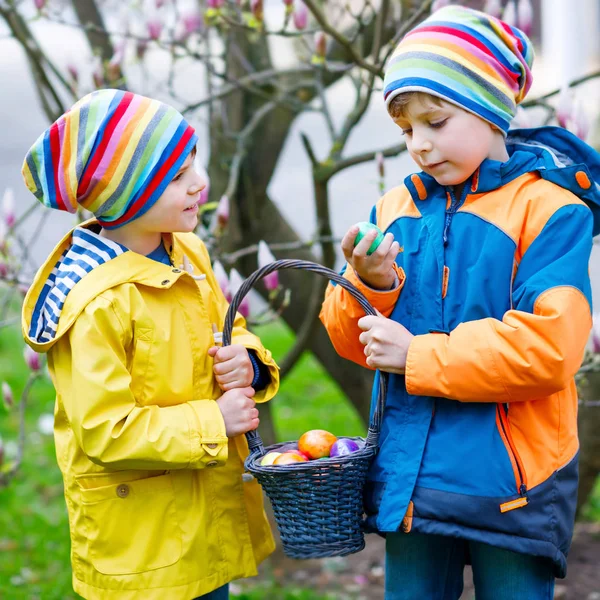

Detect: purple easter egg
329,438,360,458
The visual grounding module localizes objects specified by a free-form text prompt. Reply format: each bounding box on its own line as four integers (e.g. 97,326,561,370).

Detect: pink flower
181,12,203,38
591,313,600,353
516,0,533,36
155,0,167,7
293,1,308,30
502,1,517,27
147,18,162,41
229,269,250,317
24,347,41,372
66,63,79,83
375,152,385,178
556,85,573,129
251,0,263,22
483,0,502,18
314,31,327,57
207,0,225,7
2,382,13,410
216,195,229,228
283,0,294,5
0,262,8,279
3,188,15,228
212,261,230,300
34,0,46,10
431,0,451,12
257,241,279,291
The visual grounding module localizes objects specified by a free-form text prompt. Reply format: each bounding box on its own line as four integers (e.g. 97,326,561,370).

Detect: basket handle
221,259,388,457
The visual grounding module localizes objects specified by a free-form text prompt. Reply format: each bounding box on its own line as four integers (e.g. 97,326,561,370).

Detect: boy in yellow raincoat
21,89,279,600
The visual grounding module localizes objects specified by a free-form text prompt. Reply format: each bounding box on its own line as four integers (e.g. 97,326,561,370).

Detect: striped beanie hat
383,5,534,134
22,89,198,229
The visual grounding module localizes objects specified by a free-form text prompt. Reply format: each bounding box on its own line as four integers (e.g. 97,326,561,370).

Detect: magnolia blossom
2,382,13,409
251,0,263,21
66,63,79,83
502,0,517,27
0,262,8,278
282,0,294,5
431,0,451,11
556,85,573,129
293,1,308,30
257,241,279,291
207,0,225,8
34,0,46,10
147,17,162,40
24,347,41,372
591,313,600,353
483,0,502,18
314,31,327,58
569,97,590,141
215,195,229,228
3,188,15,228
212,260,230,300
375,152,385,178
516,0,533,36
176,11,203,41
228,268,250,317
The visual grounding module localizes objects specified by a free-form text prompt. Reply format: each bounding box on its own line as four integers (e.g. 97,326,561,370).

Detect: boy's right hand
216,387,259,437
341,224,400,290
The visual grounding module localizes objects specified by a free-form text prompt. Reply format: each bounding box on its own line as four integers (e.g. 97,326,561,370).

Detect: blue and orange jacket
320,126,600,577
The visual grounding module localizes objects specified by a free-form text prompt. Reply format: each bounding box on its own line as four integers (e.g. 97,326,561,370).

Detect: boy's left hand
357,312,414,374
208,344,254,391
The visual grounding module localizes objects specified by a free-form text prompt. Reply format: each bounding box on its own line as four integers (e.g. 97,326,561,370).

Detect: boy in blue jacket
321,5,600,599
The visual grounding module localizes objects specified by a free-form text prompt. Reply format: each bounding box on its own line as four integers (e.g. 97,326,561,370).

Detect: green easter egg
354,222,385,255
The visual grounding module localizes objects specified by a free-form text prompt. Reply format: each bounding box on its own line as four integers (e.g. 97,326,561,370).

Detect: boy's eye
430,119,447,129
172,172,184,182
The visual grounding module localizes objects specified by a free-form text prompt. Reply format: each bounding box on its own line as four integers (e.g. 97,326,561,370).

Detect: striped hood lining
28,227,127,344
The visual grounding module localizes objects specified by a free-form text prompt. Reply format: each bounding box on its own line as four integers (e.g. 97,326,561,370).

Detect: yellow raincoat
22,221,279,599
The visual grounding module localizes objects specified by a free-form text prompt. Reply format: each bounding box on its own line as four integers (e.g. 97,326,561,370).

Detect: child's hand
208,344,254,391
216,387,259,437
341,224,401,290
357,312,414,373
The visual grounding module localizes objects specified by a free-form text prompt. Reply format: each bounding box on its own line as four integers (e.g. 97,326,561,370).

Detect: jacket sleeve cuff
405,332,448,397
344,263,405,317
186,400,229,468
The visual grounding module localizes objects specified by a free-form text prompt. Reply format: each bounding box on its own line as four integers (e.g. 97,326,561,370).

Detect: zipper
496,404,529,512
442,184,469,246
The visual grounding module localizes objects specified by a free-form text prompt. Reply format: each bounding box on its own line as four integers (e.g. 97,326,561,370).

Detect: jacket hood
23,223,129,351
409,126,600,236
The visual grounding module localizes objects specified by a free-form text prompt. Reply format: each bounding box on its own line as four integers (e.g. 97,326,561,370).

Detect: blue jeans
193,583,229,600
385,532,555,600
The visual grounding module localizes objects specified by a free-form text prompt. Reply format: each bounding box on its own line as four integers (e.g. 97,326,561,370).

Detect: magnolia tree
0,0,599,510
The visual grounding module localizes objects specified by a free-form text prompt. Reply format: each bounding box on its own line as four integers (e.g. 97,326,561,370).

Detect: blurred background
0,0,599,598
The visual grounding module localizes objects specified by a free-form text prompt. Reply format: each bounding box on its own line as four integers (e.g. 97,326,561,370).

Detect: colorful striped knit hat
383,5,534,134
22,89,198,229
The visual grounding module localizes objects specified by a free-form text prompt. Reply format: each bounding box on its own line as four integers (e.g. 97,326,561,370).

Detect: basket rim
245,436,376,475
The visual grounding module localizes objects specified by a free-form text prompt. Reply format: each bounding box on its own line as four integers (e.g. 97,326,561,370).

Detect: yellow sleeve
196,241,280,403
48,295,228,470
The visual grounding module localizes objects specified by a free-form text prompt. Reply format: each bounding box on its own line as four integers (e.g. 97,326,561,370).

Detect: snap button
206,443,218,449
242,473,254,482
172,268,181,273
116,484,130,498
206,461,218,468
161,279,170,285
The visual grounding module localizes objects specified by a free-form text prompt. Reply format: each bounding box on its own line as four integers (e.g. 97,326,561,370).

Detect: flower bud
375,152,385,178
24,347,41,372
216,195,229,228
314,31,327,58
213,260,230,299
502,1,517,27
34,0,46,10
257,241,279,291
483,0,502,18
516,0,533,36
2,382,14,410
147,18,162,41
229,268,250,317
2,188,15,229
66,63,79,83
251,0,263,22
293,1,308,30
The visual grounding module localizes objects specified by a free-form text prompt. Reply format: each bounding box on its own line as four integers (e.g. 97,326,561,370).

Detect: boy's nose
190,173,207,194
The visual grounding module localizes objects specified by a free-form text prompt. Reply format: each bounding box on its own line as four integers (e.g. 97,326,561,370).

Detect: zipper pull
519,484,528,499
443,213,452,246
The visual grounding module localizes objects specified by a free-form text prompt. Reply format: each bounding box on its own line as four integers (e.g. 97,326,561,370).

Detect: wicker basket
222,259,387,560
